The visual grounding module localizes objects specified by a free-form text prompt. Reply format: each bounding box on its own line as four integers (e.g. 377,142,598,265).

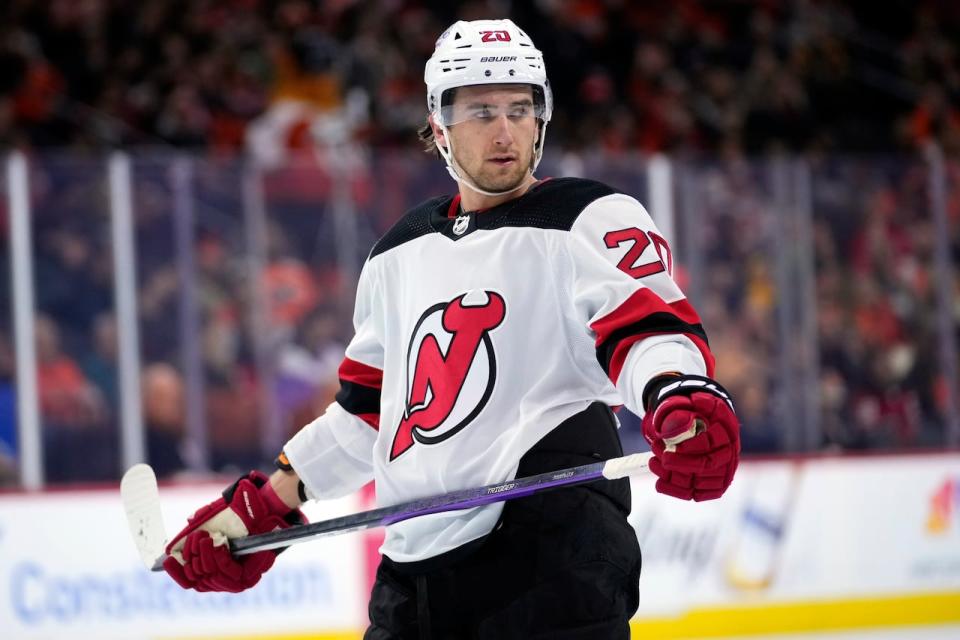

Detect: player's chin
479,177,524,193
479,167,527,191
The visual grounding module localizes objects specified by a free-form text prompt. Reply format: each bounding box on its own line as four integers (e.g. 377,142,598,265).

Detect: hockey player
162,19,740,639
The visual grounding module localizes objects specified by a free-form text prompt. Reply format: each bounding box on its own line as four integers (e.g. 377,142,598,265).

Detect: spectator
35,314,114,482
80,312,119,411
142,363,186,478
275,306,345,438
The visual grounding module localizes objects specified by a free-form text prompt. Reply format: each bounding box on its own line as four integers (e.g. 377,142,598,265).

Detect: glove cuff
222,470,270,501
643,374,734,413
642,372,681,412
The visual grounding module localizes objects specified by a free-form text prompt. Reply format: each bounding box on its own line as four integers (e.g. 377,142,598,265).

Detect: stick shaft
144,451,653,569
229,452,652,556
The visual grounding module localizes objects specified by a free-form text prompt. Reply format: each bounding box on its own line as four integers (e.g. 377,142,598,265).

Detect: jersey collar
447,178,553,218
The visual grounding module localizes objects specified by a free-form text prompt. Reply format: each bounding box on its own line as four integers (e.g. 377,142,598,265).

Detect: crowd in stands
1,0,958,155
0,1,957,484
679,155,960,454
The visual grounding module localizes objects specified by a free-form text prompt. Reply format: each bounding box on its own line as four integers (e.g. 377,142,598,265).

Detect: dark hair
418,120,442,156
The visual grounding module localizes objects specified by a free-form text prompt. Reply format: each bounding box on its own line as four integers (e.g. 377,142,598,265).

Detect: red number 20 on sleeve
603,228,673,279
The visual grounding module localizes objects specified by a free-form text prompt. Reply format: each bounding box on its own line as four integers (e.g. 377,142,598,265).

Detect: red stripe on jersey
591,288,702,342
447,194,462,218
355,413,380,431
591,288,715,383
337,357,382,431
338,357,383,389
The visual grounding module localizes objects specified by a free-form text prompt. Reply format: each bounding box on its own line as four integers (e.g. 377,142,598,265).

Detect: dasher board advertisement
631,453,960,635
0,485,365,640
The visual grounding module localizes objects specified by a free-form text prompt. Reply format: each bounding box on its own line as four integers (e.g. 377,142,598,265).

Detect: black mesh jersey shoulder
369,194,452,259
480,177,618,232
368,178,620,258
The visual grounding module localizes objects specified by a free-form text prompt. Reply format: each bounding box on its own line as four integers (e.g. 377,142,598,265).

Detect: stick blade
120,463,167,570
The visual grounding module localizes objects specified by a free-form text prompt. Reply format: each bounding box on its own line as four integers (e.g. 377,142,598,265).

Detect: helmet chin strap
435,122,532,198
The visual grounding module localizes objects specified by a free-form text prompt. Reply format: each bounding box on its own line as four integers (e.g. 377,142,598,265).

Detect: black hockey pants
364,403,642,640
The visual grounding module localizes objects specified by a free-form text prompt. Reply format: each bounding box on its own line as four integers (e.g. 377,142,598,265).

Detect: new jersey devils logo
391,291,506,460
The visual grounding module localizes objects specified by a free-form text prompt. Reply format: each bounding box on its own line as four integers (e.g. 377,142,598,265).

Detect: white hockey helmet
424,19,553,192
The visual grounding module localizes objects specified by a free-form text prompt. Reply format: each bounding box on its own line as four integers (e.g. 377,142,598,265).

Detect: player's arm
568,192,740,501
162,261,384,592
267,465,306,509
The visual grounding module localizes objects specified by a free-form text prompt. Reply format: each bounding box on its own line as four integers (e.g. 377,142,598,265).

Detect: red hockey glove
641,375,740,501
163,471,306,593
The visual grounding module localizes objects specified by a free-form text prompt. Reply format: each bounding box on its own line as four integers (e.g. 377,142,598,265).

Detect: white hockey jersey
283,178,714,563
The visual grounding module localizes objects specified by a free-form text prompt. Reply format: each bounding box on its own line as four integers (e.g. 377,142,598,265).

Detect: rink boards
629,452,960,636
1,453,958,639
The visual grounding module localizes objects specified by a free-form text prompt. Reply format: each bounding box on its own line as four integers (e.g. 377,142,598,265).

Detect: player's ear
429,114,448,149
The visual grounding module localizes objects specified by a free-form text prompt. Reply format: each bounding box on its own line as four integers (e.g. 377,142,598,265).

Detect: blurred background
0,1,958,639
1,0,958,484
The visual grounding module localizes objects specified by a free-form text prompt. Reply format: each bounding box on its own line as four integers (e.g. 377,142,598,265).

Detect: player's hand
641,375,740,501
163,471,306,593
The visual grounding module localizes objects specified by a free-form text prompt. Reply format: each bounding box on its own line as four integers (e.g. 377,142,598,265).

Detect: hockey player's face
444,85,539,192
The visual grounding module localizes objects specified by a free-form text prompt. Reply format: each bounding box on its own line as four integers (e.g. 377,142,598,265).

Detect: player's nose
491,115,515,146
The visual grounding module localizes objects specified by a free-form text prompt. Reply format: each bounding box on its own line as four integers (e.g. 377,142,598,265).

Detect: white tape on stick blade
120,463,168,570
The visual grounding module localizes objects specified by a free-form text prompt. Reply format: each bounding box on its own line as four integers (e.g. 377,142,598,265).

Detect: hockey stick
120,463,169,571
122,451,654,572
